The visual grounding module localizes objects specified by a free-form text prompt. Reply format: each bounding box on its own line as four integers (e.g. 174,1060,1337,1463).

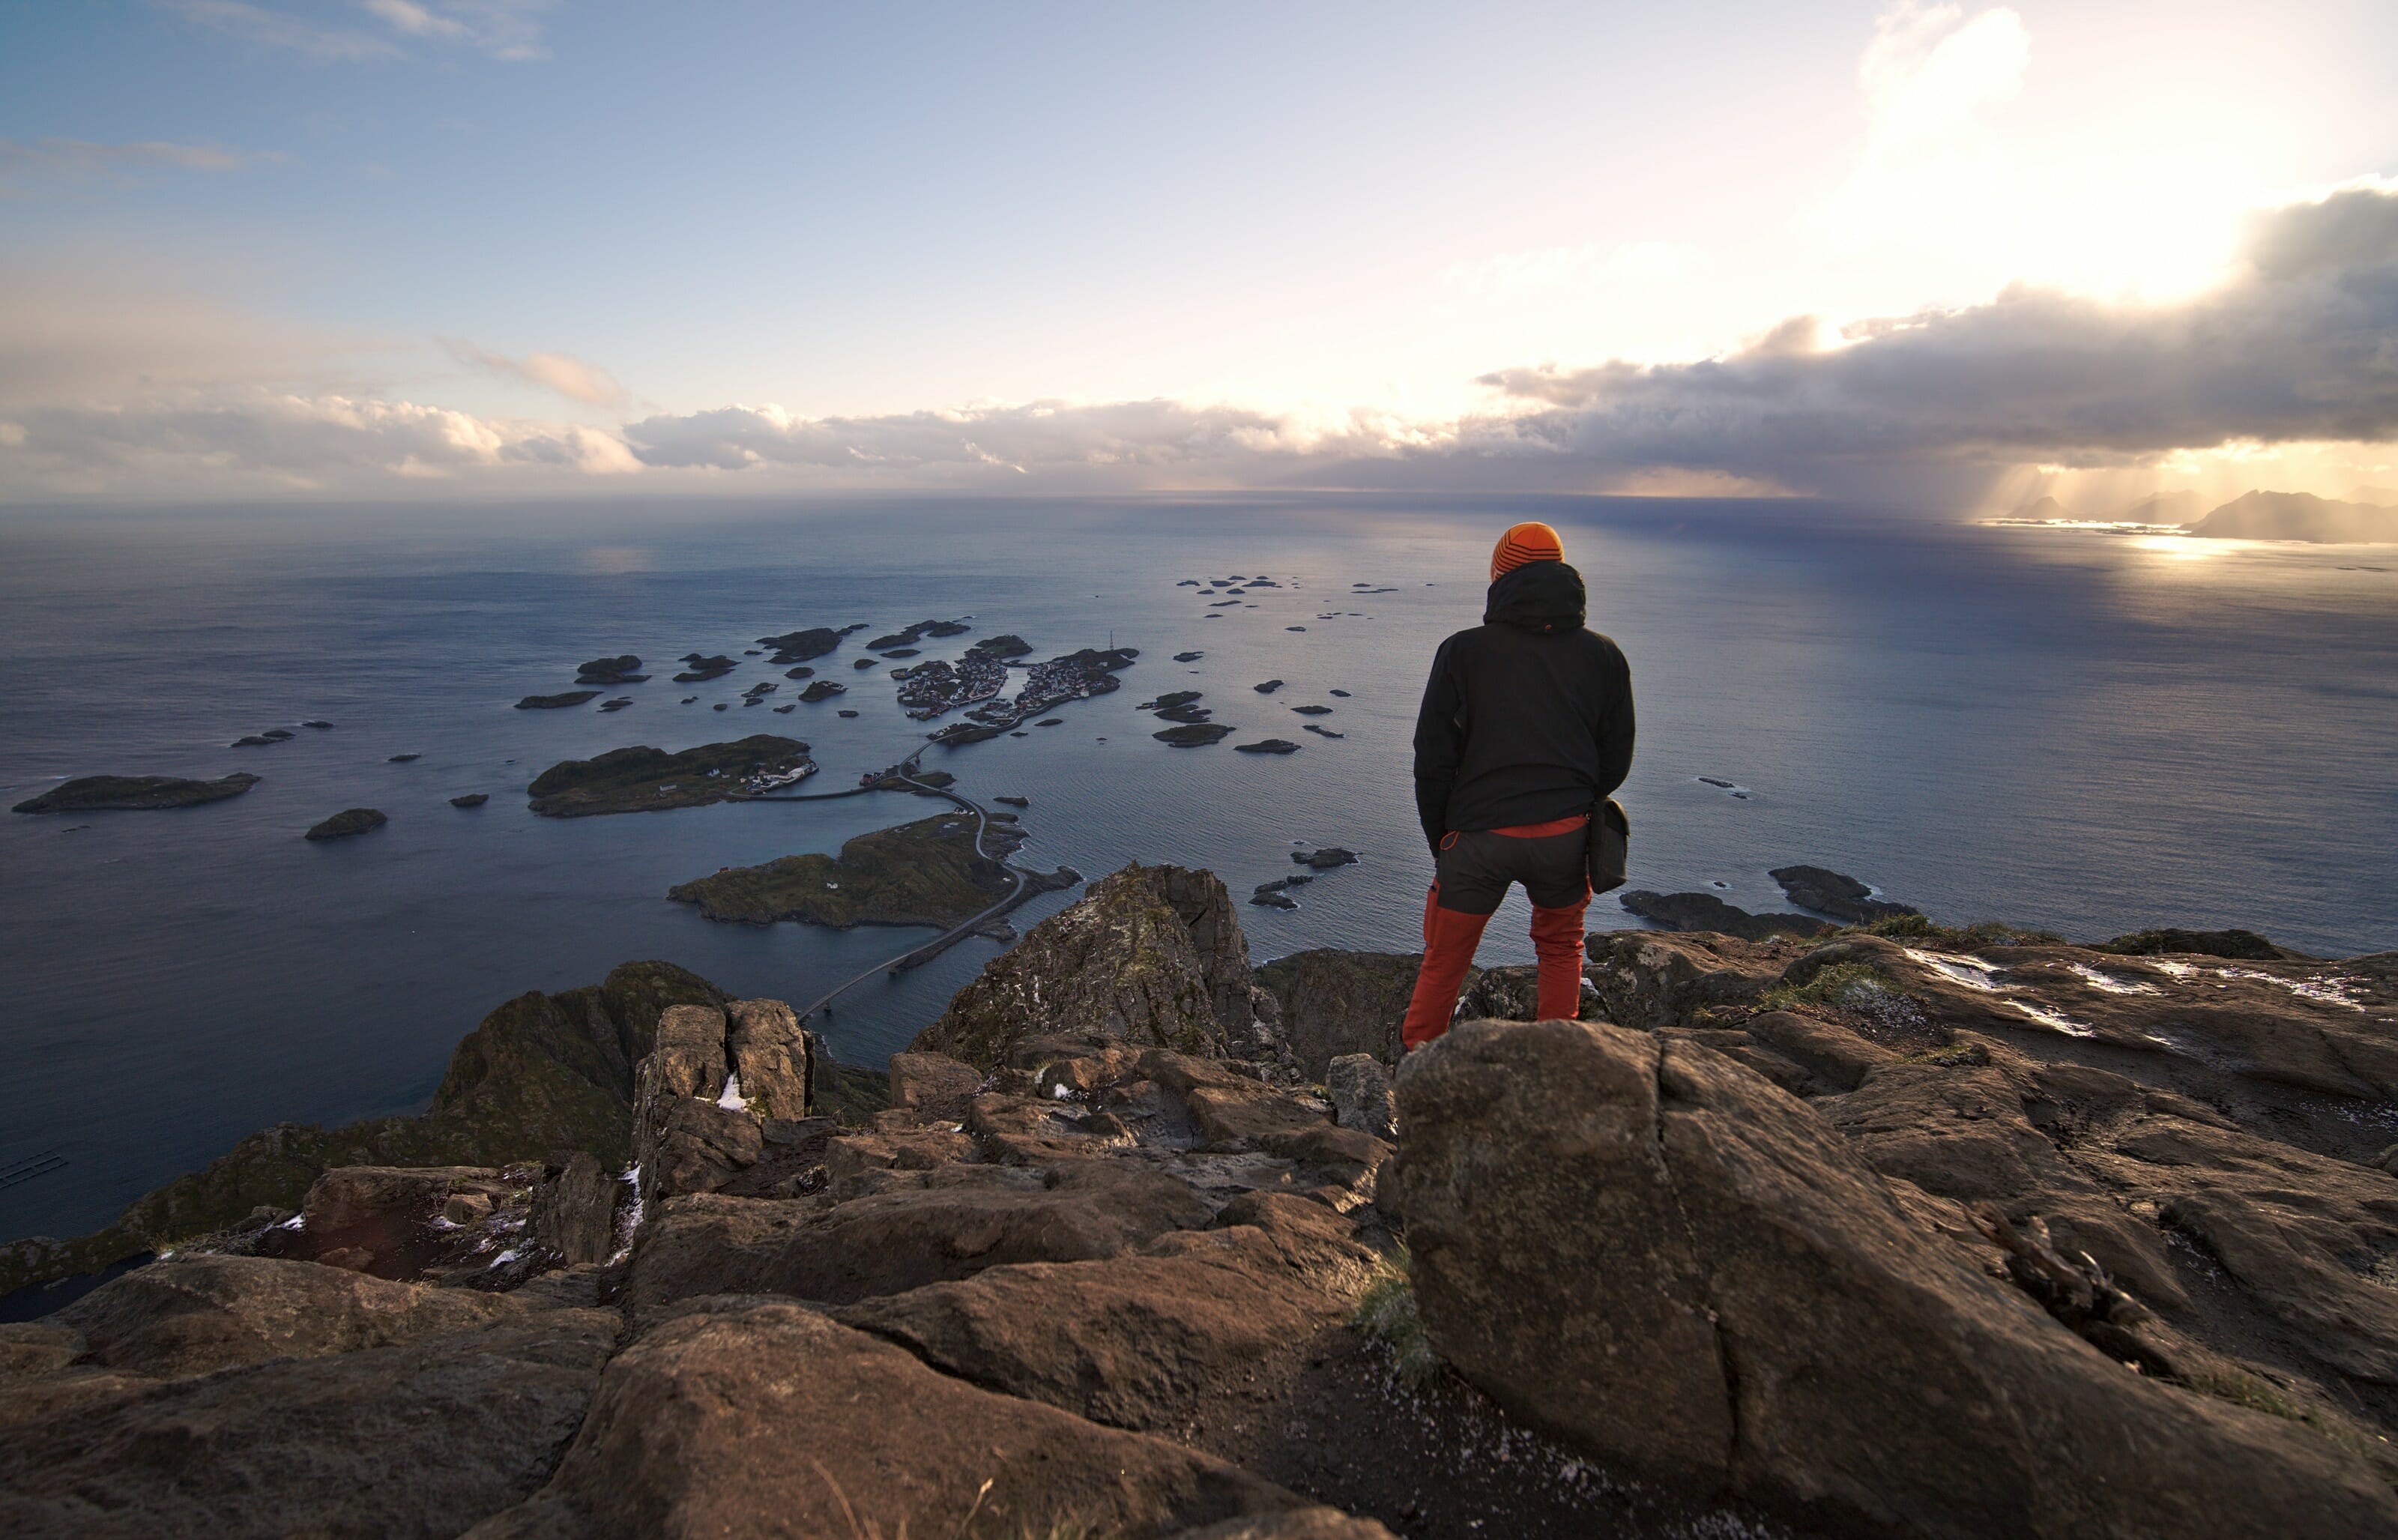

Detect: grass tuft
2181,1369,2383,1462
1852,914,2065,947
1353,1247,1443,1390
1761,961,1897,1013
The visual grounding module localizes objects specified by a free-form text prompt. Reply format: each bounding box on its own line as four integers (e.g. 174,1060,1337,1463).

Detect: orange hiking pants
1400,814,1591,1051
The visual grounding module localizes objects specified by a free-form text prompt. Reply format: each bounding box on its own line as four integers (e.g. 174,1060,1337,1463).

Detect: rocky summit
3,874,2396,1538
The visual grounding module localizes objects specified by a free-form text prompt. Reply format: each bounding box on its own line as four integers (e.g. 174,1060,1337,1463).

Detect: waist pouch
1587,798,1629,893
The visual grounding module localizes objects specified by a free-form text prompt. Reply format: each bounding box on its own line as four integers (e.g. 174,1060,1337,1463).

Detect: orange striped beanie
1490,521,1565,581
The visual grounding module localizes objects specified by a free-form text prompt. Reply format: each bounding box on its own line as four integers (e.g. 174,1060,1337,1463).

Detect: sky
1,0,2394,509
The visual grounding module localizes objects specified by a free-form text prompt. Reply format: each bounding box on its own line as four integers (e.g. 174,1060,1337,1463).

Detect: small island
517,690,602,710
866,617,973,650
13,772,262,814
575,656,647,684
757,623,866,664
525,735,817,817
1234,738,1300,754
305,808,387,841
668,812,1025,929
1155,723,1233,746
673,655,737,683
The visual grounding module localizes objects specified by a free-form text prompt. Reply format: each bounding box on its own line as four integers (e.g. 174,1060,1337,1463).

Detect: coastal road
755,766,1042,1026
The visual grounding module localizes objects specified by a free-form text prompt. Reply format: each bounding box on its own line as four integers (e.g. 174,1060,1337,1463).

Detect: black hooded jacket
1411,559,1635,855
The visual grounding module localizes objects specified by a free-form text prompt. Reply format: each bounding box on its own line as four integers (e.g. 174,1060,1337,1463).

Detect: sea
4,493,2394,1245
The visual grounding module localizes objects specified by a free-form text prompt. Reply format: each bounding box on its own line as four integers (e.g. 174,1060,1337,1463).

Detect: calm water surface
4,495,2393,1240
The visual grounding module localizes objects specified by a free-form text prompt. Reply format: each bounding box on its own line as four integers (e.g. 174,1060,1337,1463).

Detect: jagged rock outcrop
631,999,822,1210
1253,949,1426,1075
912,863,1272,1069
1391,1018,2398,1537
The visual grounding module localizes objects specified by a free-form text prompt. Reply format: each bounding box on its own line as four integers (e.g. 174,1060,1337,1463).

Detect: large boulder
836,1192,1379,1431
462,1298,1309,1539
1390,1018,2398,1538
912,864,1259,1068
45,1254,542,1380
624,1159,1215,1315
0,1309,619,1539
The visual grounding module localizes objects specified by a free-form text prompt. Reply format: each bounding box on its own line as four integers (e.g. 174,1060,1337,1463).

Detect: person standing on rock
1401,521,1634,1048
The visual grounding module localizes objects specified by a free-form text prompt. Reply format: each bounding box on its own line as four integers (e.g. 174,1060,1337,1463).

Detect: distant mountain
2186,490,2398,543
2349,486,2398,507
2114,490,2205,525
2007,495,2080,521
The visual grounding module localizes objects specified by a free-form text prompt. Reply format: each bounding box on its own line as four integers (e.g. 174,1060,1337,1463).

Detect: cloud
1467,181,2398,498
0,138,268,190
618,398,1390,476
443,339,629,408
2,390,637,493
165,0,551,62
363,0,550,60
163,1,399,61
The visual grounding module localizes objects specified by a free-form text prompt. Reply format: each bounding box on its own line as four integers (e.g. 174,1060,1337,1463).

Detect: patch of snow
1903,948,2008,991
2214,967,2370,1010
276,1214,306,1231
2150,959,2199,979
486,1248,524,1269
716,1073,747,1111
1050,1082,1075,1100
2067,962,2157,996
2009,1000,2097,1038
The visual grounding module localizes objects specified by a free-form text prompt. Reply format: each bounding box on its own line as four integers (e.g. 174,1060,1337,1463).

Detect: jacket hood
1484,559,1586,633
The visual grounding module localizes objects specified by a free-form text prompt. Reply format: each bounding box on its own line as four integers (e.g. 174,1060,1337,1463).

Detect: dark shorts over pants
1401,814,1592,1049
1429,823,1591,913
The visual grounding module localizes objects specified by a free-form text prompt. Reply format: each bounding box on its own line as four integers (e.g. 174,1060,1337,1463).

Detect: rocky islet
12,773,261,814
303,808,387,841
523,735,817,816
